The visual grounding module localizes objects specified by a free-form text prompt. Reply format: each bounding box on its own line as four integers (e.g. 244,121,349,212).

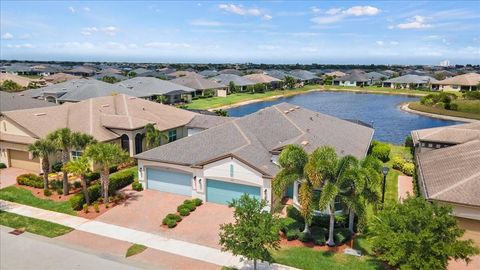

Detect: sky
1,1,479,64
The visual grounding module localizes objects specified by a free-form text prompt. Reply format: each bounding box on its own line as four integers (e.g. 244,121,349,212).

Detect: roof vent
295,106,300,109
309,116,313,121
306,128,310,133
34,113,46,116
284,110,289,114
101,104,110,107
301,141,309,146
289,108,294,112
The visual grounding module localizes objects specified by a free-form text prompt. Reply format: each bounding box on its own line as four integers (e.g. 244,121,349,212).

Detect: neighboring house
167,71,200,79
64,66,96,77
43,73,80,84
130,68,152,76
382,74,437,89
210,74,256,92
324,71,346,78
170,75,227,97
0,73,45,88
333,70,369,86
242,73,282,89
0,94,197,172
94,73,128,81
431,73,480,91
198,70,219,78
116,77,195,104
135,103,373,209
366,71,387,85
0,63,33,75
218,69,243,76
412,122,480,245
266,70,298,80
288,70,322,84
136,71,168,79
185,114,233,136
0,92,57,112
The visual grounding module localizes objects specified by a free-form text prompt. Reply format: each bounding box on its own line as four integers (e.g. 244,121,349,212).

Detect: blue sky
1,1,479,64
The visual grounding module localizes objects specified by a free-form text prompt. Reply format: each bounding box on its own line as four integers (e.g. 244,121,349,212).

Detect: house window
168,130,177,142
230,164,234,177
71,150,82,161
121,134,129,151
2,122,6,132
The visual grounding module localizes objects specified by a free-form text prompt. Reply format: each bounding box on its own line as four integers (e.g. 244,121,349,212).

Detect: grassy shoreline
408,101,480,120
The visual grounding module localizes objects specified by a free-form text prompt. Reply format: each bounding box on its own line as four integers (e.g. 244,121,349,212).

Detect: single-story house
382,74,437,89
0,94,197,172
210,74,256,92
265,70,300,81
116,77,195,103
198,70,219,78
135,103,374,209
94,72,128,81
431,73,480,91
0,91,57,112
43,73,80,84
242,73,282,90
288,70,322,85
412,122,480,245
333,70,369,87
64,66,96,77
324,71,346,78
0,73,45,88
366,71,387,85
170,75,227,97
218,69,243,76
167,71,200,79
185,114,233,136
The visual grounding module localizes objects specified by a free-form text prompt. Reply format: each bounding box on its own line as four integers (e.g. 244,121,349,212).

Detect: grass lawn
185,85,321,110
125,244,147,257
0,186,76,215
0,210,73,237
272,247,385,270
408,101,480,120
323,85,431,96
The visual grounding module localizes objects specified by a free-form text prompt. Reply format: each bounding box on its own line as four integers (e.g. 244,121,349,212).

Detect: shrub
286,229,301,240
280,217,303,234
182,202,197,212
69,184,102,210
371,142,391,162
335,214,348,228
402,162,415,176
43,189,52,196
192,198,203,206
69,194,84,211
51,162,63,173
178,207,191,216
334,228,351,244
73,181,82,189
50,180,63,190
464,91,480,100
56,189,63,195
109,166,118,174
311,226,328,246
286,205,303,222
17,173,44,188
0,163,6,169
166,213,182,222
298,232,313,242
447,103,459,111
83,203,89,213
392,156,405,170
312,215,329,228
93,202,99,213
404,135,413,148
166,219,177,228
85,171,100,183
108,169,135,194
132,181,143,191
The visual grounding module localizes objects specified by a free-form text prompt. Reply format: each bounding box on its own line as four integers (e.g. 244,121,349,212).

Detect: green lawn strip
125,243,147,257
272,247,385,270
323,85,430,96
0,210,73,237
0,186,76,215
408,101,480,120
185,85,321,110
383,144,412,206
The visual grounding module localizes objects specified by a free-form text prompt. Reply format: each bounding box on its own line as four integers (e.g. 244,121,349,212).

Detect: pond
227,91,464,144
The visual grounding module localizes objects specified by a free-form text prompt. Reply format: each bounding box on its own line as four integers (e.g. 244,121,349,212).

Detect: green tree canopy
0,80,24,92
28,138,56,189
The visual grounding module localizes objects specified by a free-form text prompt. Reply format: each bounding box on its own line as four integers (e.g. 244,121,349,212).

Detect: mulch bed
15,184,81,202
279,233,354,253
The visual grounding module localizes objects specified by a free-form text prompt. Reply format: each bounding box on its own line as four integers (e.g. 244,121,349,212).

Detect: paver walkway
0,200,297,270
397,175,413,202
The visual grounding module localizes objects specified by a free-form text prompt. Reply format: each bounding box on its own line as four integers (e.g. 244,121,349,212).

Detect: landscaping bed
161,198,203,228
0,210,73,237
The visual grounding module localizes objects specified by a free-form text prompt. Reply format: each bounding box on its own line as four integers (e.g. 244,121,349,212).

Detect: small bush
93,202,99,213
447,103,459,111
108,169,135,194
286,229,301,240
166,213,182,222
85,171,100,183
0,163,6,169
166,219,177,228
183,202,197,212
69,184,102,210
132,181,143,191
178,207,191,216
404,135,413,148
16,173,43,188
299,232,313,242
109,166,118,174
43,189,52,197
311,226,328,245
286,205,303,222
50,179,63,190
312,215,329,228
392,156,405,170
371,142,391,162
51,162,63,173
402,162,415,176
334,228,351,244
83,203,89,213
280,217,303,234
56,189,63,195
192,198,203,206
73,181,82,189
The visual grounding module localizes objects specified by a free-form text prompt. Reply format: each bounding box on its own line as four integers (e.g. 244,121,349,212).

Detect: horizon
1,1,479,65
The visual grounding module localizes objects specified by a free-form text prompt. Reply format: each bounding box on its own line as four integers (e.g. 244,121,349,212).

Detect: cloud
1,32,13,40
302,46,318,52
81,26,118,36
390,41,399,46
258,44,280,50
190,19,223,27
376,41,384,46
218,3,272,20
311,6,380,25
311,6,321,13
68,6,76,13
395,16,432,29
376,40,399,46
144,42,191,49
83,7,90,12
102,26,118,36
6,43,35,49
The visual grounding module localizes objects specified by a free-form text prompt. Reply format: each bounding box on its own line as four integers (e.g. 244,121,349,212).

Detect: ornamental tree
219,194,280,270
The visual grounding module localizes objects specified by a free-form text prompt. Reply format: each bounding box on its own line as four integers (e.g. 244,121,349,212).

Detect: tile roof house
0,73,45,88
382,74,437,89
412,122,480,244
0,94,197,172
64,66,96,77
211,74,256,92
431,73,480,91
0,91,57,112
116,77,195,103
333,70,369,87
43,73,80,84
242,74,282,90
135,103,373,209
170,75,227,97
288,70,322,84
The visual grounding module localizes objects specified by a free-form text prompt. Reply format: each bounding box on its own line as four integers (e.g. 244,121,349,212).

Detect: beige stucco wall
0,117,33,137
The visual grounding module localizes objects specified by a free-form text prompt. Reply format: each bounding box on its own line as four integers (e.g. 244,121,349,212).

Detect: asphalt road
0,227,144,270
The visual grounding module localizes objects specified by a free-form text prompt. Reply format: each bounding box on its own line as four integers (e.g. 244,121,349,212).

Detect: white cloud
302,46,318,52
102,26,118,36
390,41,399,46
144,42,191,49
396,16,432,29
1,32,13,40
311,6,380,25
83,7,90,12
6,43,35,49
311,6,321,13
218,3,272,20
258,44,280,50
190,19,223,27
81,26,118,36
68,6,76,13
376,41,384,46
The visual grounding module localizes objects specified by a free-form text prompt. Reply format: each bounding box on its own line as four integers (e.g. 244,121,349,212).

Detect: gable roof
242,74,281,84
434,73,480,86
384,74,437,84
288,70,320,81
43,73,80,84
412,122,480,145
334,70,369,82
170,75,225,90
136,103,374,177
266,70,300,80
211,74,256,87
2,94,196,143
186,114,234,129
116,77,195,96
0,92,57,112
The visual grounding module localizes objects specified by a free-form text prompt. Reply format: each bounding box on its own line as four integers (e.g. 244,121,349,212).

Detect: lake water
227,91,464,144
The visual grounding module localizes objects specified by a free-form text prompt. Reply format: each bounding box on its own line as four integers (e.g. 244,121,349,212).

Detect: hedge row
17,173,43,188
162,199,203,229
392,156,415,176
69,184,102,210
370,141,391,162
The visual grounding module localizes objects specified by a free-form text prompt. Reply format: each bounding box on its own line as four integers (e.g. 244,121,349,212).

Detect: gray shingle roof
0,92,57,112
334,70,369,82
136,103,374,177
211,74,256,87
266,70,301,80
288,70,320,81
116,77,195,97
170,75,225,90
186,114,233,129
384,74,437,84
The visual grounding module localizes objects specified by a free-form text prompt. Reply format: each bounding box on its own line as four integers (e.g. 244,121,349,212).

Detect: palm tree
144,123,167,150
47,128,95,195
84,143,129,203
64,157,92,204
273,145,314,234
28,138,56,190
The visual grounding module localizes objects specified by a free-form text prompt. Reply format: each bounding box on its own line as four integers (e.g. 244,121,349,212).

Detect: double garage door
145,168,261,205
9,150,39,172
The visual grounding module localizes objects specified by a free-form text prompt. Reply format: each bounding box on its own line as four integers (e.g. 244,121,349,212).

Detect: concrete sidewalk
0,200,296,270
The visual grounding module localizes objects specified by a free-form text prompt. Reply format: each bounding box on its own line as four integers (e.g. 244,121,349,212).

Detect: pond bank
400,103,477,123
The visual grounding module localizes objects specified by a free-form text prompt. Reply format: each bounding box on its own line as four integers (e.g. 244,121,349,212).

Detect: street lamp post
381,166,390,208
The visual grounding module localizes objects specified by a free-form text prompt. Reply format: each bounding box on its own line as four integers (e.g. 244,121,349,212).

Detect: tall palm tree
28,138,56,190
48,128,95,195
144,123,167,150
273,144,314,234
84,143,129,203
64,157,92,204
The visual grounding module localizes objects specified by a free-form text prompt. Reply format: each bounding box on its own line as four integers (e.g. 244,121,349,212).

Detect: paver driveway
0,168,34,188
96,188,234,249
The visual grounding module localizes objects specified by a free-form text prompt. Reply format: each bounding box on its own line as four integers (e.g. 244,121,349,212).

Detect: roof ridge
430,169,480,199
273,105,305,136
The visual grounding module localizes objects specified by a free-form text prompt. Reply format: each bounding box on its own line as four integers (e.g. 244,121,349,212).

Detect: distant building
431,73,480,91
439,60,451,67
382,74,437,89
332,70,369,87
